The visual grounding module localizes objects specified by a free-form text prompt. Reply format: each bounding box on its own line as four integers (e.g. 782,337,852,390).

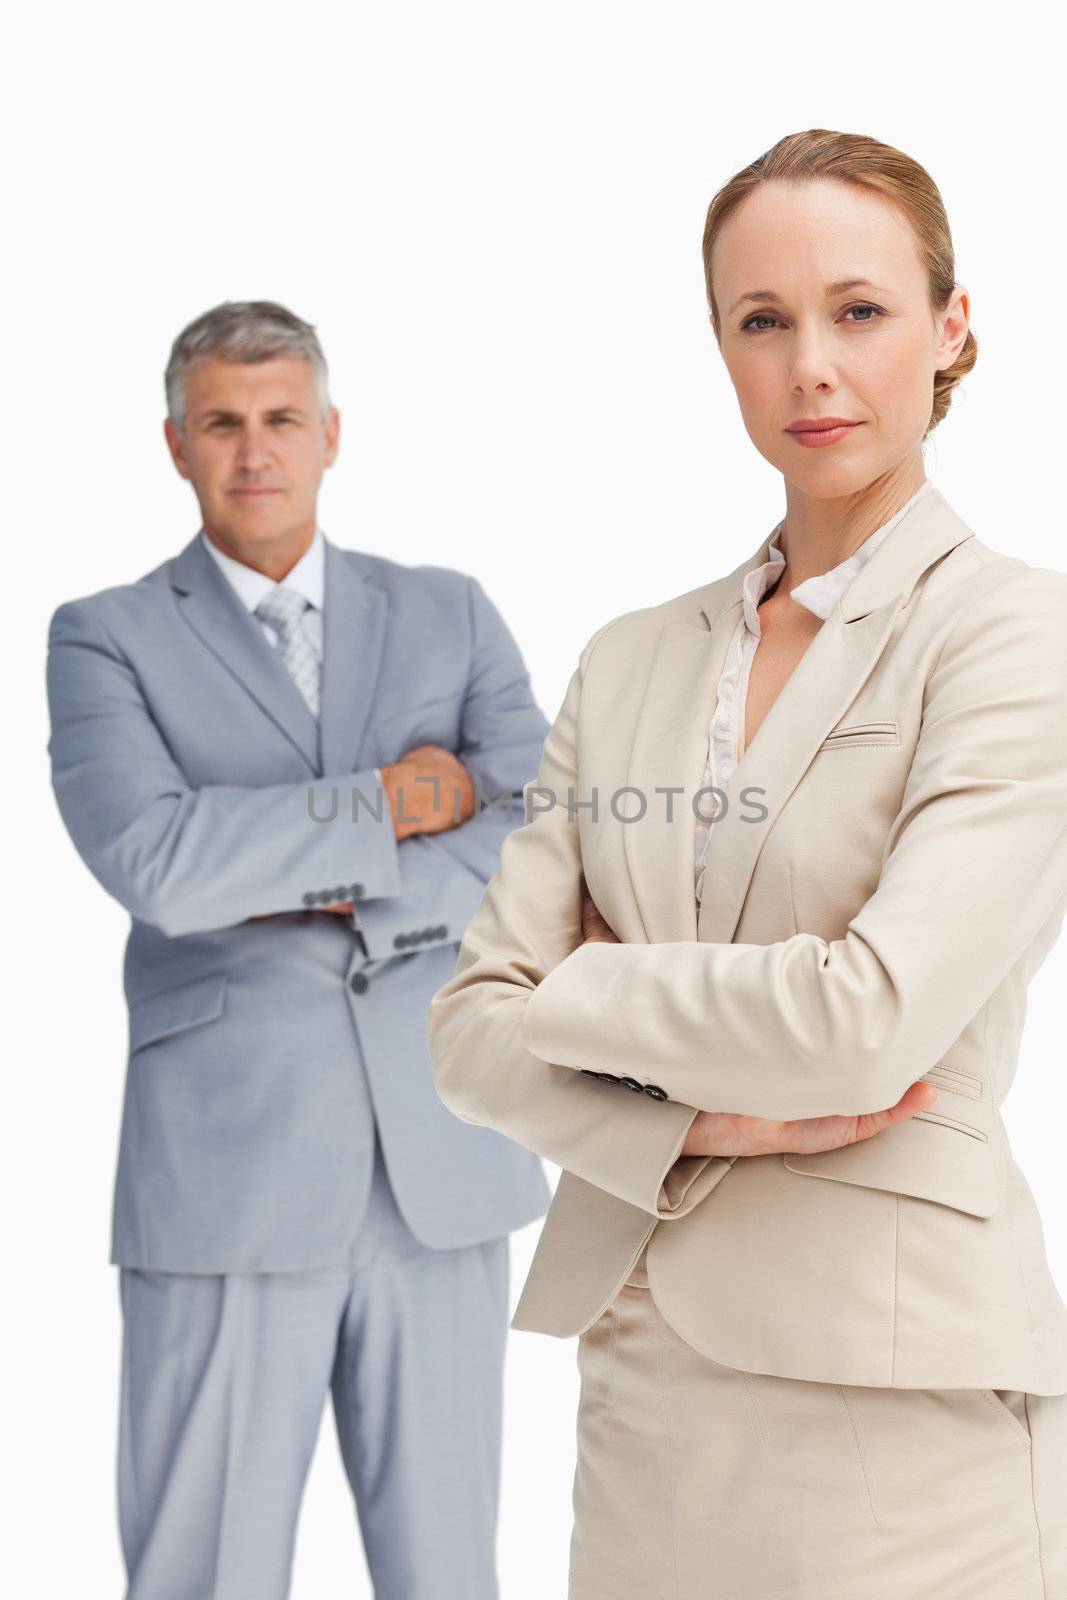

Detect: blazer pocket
919,1060,984,1102
128,972,229,1054
781,1113,997,1218
818,719,900,750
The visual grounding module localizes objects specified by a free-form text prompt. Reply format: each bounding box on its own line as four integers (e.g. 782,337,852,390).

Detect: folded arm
352,575,552,958
429,619,730,1220
46,599,403,937
519,567,1067,1120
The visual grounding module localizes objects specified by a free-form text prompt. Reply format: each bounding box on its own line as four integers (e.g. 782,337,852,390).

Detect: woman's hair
702,129,977,438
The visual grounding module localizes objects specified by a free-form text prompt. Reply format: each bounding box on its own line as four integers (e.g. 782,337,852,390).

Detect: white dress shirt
200,526,326,657
693,479,936,903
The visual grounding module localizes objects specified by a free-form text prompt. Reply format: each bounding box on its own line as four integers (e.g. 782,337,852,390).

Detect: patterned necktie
254,588,321,718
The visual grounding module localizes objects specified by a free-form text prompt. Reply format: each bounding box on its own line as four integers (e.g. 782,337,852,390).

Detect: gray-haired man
46,301,551,1599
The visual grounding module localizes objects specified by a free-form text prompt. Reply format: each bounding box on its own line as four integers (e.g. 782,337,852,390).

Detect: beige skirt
569,1274,1067,1599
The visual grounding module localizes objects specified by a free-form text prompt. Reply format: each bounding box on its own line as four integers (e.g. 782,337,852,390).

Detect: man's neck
201,522,317,583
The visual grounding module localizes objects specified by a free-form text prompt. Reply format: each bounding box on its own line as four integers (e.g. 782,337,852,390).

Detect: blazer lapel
171,534,322,773
319,540,389,776
623,592,748,944
695,594,905,944
624,484,976,948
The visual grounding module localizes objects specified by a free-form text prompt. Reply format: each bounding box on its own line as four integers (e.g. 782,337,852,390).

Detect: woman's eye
740,303,885,333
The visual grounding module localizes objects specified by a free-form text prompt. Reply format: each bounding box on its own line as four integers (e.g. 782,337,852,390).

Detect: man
46,300,551,1600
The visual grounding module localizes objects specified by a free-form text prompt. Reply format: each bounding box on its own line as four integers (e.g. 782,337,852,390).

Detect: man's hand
381,744,476,841
245,745,475,924
577,893,940,1159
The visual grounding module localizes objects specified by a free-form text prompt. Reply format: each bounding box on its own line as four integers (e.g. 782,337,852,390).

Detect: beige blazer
427,484,1067,1394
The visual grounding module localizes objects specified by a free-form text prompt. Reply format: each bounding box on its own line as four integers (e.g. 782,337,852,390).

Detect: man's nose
234,426,273,471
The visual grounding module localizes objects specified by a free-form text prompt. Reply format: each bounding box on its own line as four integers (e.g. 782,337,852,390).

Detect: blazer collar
700,480,974,631
623,483,975,947
170,533,388,776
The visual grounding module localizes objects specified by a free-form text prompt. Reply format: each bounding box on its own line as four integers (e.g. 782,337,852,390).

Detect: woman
428,129,1067,1598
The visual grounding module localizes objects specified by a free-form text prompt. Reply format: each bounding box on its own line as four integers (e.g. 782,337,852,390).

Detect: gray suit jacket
47,531,551,1271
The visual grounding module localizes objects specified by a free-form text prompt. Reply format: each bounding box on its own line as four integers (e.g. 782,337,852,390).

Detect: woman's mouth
785,419,863,448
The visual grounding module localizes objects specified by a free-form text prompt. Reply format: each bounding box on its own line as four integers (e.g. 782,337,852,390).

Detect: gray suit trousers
117,1129,509,1600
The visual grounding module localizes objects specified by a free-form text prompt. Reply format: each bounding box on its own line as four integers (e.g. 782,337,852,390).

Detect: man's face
164,355,340,568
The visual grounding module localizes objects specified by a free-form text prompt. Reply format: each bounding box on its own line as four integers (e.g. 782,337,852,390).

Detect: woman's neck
776,462,927,589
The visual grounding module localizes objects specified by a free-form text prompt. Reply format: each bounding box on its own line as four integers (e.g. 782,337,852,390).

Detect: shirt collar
200,526,326,614
741,478,936,634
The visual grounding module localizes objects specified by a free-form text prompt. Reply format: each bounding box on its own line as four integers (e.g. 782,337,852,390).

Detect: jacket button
643,1083,667,1101
597,1072,622,1084
349,972,369,994
302,891,317,907
394,933,409,950
317,889,334,904
350,882,365,900
619,1077,645,1093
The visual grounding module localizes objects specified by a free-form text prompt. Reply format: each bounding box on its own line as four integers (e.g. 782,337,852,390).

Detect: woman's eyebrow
727,277,888,314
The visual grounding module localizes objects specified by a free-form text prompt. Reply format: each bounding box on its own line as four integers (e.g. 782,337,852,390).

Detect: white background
7,4,1066,1595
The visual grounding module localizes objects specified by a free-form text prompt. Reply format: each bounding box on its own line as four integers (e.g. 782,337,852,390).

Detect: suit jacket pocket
128,972,229,1054
817,719,900,750
781,1113,997,1218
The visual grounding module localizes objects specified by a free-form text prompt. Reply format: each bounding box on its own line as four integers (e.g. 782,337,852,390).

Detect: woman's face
710,180,968,496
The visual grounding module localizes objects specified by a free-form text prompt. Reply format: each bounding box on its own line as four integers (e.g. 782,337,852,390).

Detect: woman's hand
580,893,620,944
679,1082,940,1159
577,893,941,1159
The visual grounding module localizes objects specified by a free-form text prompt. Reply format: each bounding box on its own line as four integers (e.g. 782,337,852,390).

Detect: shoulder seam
927,563,1051,684
579,613,628,677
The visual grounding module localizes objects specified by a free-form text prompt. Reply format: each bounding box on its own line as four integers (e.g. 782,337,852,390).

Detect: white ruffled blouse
693,479,935,904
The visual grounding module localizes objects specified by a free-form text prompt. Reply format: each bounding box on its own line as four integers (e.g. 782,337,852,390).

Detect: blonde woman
428,129,1067,1597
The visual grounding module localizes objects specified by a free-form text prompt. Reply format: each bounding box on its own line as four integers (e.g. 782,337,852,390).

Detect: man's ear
163,416,192,480
323,406,341,469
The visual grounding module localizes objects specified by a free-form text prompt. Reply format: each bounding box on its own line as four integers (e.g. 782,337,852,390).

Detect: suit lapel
171,534,322,773
623,483,976,947
694,594,904,944
319,540,388,775
623,595,747,944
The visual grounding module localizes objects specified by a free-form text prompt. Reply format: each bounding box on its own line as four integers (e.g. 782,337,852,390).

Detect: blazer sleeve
518,565,1067,1120
46,599,401,936
351,575,553,961
428,621,734,1219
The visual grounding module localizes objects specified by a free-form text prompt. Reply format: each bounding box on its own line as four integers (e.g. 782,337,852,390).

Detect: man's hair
164,300,332,430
